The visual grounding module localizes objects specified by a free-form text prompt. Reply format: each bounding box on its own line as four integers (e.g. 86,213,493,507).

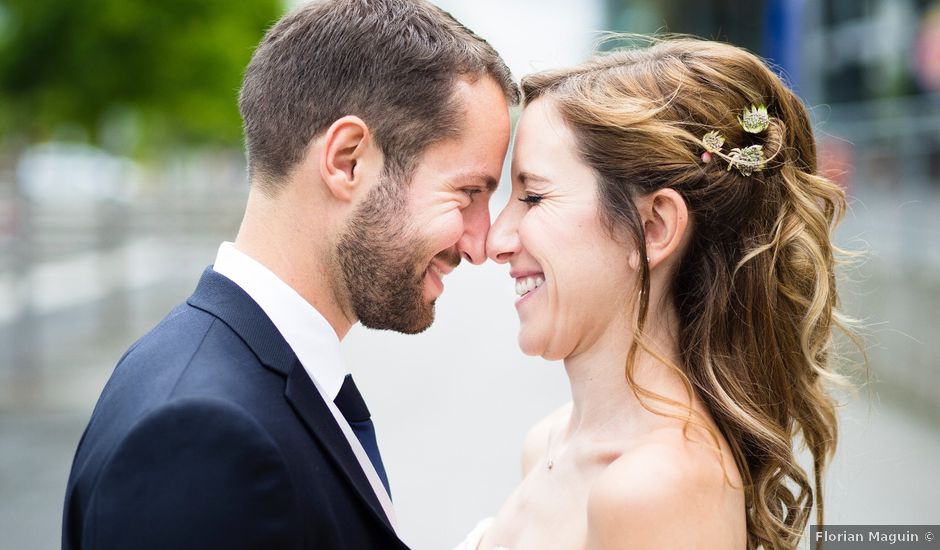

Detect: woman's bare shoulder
585,430,744,549
520,401,572,476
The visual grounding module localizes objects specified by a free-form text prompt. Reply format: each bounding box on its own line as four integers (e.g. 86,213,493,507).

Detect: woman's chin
517,330,544,357
518,330,565,360
519,329,574,361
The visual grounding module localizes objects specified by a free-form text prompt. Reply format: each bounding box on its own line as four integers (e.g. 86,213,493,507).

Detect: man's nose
456,203,491,265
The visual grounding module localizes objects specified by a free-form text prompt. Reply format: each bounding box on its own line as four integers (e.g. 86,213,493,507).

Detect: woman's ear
639,188,689,270
319,115,371,202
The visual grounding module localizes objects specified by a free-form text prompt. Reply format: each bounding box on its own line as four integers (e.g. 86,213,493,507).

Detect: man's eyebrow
517,171,551,185
453,172,499,192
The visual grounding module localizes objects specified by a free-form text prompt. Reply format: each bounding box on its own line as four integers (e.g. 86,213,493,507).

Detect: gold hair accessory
698,104,770,176
739,104,769,134
726,145,765,176
702,130,725,153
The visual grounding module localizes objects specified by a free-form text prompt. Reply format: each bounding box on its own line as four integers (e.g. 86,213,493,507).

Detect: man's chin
358,303,435,335
394,321,433,335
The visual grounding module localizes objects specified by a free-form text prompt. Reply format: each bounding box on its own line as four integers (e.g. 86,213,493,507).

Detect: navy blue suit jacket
62,268,408,549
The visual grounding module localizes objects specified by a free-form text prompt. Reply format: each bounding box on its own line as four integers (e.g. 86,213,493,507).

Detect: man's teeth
515,276,545,297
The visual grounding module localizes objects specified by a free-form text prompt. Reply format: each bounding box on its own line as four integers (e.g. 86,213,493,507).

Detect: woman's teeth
515,275,545,297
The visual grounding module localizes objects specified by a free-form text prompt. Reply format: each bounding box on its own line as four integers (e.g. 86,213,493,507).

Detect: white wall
431,0,604,78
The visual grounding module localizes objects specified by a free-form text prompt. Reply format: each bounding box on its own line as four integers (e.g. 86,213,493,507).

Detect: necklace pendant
546,457,554,470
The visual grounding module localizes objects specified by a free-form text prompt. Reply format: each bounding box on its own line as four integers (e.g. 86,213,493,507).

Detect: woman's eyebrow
517,171,552,185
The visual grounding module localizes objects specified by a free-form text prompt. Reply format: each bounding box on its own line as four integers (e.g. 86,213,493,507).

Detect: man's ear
639,188,689,270
319,116,371,202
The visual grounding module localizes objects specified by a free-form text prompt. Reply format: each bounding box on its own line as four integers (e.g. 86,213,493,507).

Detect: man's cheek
427,211,465,250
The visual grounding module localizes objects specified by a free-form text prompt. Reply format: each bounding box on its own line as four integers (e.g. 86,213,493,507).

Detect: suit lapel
186,268,394,533
282,361,393,530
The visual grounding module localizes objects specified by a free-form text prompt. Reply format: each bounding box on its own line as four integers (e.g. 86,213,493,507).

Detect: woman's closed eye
518,193,543,205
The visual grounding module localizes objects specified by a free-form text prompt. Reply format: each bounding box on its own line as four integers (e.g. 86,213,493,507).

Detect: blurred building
605,0,940,188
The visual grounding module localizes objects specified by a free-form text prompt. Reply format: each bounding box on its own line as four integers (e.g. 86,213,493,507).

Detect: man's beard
334,173,460,334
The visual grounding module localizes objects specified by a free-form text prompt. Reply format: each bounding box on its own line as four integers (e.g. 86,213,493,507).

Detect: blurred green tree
0,0,283,155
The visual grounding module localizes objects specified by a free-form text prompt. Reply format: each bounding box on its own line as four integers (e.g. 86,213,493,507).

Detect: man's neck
234,189,355,340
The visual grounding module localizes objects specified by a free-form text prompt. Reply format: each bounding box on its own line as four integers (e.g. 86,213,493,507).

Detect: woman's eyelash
518,193,543,204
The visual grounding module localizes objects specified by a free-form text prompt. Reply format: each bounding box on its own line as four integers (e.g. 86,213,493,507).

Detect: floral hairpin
726,145,765,176
698,104,770,176
739,104,770,134
702,130,725,153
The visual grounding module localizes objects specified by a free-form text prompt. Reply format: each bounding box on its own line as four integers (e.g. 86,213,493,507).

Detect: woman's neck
560,304,690,445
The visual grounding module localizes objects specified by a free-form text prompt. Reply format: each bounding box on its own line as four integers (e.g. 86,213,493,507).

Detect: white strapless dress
453,517,510,550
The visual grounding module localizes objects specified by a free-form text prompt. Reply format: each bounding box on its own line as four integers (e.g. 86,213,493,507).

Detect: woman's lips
513,272,545,307
515,282,542,307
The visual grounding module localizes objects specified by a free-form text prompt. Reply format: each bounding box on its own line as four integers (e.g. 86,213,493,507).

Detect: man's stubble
334,172,460,334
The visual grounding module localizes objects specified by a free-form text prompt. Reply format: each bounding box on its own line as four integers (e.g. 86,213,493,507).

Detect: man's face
335,76,511,334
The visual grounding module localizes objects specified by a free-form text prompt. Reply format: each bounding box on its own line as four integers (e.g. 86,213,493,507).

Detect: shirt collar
212,242,348,400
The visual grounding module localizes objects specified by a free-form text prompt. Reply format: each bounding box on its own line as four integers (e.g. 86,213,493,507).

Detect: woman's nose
486,206,520,264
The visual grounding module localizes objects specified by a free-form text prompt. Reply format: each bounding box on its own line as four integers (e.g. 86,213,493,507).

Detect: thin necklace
545,430,555,470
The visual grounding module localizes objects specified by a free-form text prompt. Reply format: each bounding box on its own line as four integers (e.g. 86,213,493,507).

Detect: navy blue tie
333,374,391,497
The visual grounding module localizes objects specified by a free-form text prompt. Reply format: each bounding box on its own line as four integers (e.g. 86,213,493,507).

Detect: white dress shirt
212,242,397,530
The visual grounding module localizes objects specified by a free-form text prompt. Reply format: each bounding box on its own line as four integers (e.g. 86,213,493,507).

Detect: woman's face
487,98,636,360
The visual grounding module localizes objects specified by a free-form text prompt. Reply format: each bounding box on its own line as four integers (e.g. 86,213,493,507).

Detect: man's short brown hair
238,0,519,191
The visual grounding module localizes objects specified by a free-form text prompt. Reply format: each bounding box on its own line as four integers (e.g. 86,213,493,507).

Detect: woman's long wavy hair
522,37,858,549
